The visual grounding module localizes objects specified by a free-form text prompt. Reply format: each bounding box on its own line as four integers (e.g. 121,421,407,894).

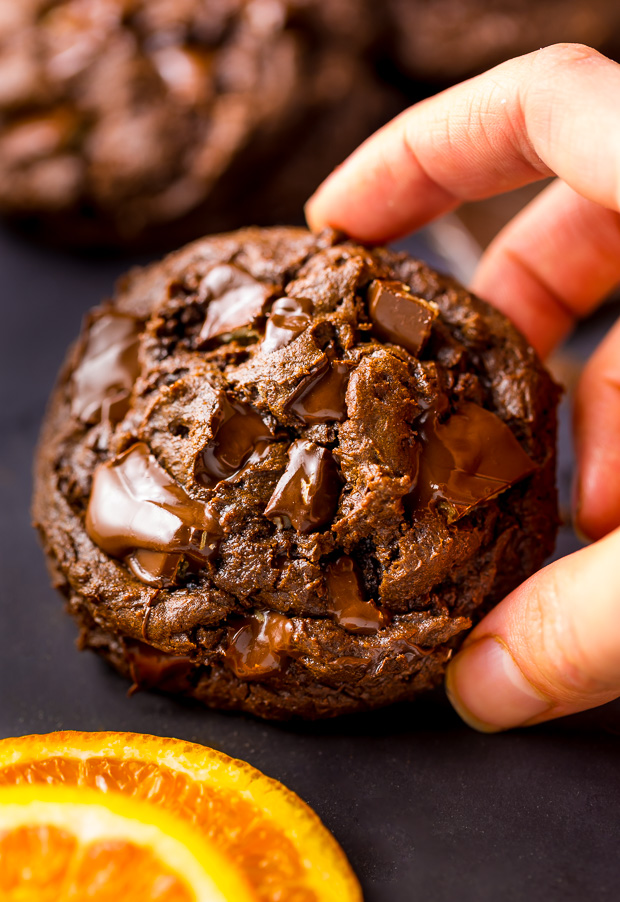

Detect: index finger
305,43,620,243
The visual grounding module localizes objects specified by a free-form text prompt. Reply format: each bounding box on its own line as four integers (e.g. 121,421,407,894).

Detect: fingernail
445,636,553,732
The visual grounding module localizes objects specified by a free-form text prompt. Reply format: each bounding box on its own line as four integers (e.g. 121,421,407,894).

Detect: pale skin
306,43,620,732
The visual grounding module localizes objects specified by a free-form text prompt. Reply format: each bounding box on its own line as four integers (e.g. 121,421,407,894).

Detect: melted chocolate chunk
413,401,538,522
194,393,274,487
368,279,437,357
127,549,184,586
264,439,341,533
326,556,384,634
86,442,220,587
197,264,273,344
71,312,141,424
223,612,293,679
262,296,313,352
125,640,195,693
287,358,352,424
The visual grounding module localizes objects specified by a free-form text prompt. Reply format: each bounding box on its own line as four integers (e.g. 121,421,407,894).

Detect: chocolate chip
264,439,341,533
86,442,220,587
262,295,313,352
223,611,293,679
197,264,272,344
194,392,274,487
286,358,352,424
71,311,141,424
326,556,384,634
125,639,195,692
368,279,437,357
412,401,538,522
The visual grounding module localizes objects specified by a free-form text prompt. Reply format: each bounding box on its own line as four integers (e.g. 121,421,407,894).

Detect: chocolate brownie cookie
385,0,620,83
0,0,391,247
33,227,560,719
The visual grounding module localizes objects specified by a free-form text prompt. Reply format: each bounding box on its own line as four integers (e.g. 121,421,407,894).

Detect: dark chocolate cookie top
35,227,559,717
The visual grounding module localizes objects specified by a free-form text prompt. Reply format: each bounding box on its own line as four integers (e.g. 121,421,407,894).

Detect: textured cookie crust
0,0,390,247
34,227,559,719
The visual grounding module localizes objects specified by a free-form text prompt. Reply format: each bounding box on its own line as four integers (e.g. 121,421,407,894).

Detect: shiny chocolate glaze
194,392,274,487
287,358,352,424
71,311,141,424
326,556,384,634
197,264,272,344
413,401,537,522
223,611,294,679
262,295,313,352
264,439,341,533
368,279,437,357
86,442,220,587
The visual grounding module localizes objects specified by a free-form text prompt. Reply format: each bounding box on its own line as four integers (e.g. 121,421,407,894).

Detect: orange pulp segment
0,784,256,901
0,732,362,902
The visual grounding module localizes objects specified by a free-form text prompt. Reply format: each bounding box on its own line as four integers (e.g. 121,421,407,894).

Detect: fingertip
573,342,620,543
304,179,334,234
445,635,554,732
572,483,616,544
303,196,322,234
571,475,597,545
447,533,620,732
445,653,505,734
572,520,597,546
304,168,367,240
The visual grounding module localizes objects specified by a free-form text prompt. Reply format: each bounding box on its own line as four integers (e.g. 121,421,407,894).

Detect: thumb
445,528,620,731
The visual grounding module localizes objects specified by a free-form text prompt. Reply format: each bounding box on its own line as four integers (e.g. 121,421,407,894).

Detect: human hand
306,44,620,731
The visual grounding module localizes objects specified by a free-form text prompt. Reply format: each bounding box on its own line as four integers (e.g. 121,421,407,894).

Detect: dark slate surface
0,222,618,902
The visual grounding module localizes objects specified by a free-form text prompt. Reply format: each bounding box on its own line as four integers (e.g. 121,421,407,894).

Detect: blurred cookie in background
384,0,620,84
0,0,394,249
3,0,619,251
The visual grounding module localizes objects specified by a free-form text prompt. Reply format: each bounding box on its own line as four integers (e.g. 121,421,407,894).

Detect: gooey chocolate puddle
86,442,220,587
367,279,438,357
326,556,384,634
71,311,141,424
412,401,538,522
264,439,341,533
197,264,273,344
223,612,294,679
194,392,274,487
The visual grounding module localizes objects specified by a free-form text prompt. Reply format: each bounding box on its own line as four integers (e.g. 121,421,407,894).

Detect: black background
1,223,618,902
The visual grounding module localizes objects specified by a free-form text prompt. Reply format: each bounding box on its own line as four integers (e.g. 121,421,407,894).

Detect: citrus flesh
0,784,256,902
0,732,361,902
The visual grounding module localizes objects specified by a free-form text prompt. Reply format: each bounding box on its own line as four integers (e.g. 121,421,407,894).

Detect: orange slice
0,784,255,901
0,732,361,902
